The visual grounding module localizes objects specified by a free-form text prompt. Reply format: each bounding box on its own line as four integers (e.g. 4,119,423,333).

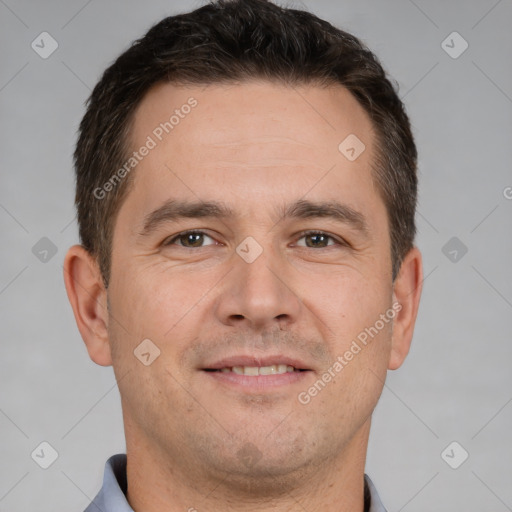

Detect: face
104,81,400,488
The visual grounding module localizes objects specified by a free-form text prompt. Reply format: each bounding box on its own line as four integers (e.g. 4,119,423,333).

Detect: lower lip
202,370,311,391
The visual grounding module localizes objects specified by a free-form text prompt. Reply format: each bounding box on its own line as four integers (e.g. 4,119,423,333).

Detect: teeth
259,365,277,375
226,365,296,375
244,366,259,376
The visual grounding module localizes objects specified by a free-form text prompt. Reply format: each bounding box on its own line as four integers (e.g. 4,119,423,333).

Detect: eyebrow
139,198,370,237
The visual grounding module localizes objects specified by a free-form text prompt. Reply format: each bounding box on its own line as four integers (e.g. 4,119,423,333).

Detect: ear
388,246,423,370
63,245,112,366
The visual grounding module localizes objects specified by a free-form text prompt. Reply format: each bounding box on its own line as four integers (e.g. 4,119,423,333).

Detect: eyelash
163,229,347,249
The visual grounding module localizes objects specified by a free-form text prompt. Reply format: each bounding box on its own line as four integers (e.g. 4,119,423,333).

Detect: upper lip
203,354,311,370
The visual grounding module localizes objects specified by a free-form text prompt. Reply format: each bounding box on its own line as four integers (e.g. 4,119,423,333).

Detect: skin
64,81,422,512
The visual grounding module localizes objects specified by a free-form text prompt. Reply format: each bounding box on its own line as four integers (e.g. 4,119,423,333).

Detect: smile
206,365,304,376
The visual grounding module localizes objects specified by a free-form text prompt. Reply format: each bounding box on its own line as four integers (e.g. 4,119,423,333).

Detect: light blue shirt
85,454,387,512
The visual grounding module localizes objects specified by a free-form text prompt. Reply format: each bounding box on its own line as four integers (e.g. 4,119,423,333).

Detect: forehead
130,80,374,161
120,80,382,230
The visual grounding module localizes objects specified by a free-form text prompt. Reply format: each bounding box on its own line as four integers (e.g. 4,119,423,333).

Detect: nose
214,242,302,332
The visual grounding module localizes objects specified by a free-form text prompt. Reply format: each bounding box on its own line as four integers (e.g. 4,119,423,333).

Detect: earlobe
388,246,423,370
63,245,113,366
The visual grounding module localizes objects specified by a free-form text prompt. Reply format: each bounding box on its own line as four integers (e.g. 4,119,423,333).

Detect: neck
124,419,371,512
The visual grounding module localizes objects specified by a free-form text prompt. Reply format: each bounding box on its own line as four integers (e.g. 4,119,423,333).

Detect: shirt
85,454,387,512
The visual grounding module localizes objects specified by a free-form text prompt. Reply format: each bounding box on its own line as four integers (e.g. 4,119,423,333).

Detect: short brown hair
74,0,417,286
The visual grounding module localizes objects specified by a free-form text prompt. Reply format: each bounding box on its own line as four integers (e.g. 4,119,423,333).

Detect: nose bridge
215,234,301,329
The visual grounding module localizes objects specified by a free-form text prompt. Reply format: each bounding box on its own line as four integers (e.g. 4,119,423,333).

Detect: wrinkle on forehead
205,136,318,149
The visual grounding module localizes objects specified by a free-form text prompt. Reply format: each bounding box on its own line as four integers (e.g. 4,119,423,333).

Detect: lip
202,354,311,371
200,354,313,392
203,369,310,391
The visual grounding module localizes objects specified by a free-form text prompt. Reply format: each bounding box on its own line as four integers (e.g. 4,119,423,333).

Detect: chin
199,435,327,496
212,458,311,496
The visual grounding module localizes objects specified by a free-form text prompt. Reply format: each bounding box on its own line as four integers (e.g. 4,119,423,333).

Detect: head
74,0,417,288
65,0,422,496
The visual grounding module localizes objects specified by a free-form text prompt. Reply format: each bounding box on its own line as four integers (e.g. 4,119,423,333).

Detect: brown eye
165,231,216,248
296,231,342,248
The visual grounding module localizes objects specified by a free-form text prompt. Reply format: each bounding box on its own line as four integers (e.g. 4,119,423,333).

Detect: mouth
204,365,307,376
201,355,313,391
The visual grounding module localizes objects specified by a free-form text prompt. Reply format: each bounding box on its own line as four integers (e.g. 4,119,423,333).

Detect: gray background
1,0,511,510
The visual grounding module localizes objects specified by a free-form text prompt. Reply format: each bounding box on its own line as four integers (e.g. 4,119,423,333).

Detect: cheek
108,263,214,356
306,314,392,422
301,267,391,343
312,272,393,397
106,267,199,421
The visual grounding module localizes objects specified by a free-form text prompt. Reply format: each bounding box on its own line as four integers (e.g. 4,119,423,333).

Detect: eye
295,230,345,248
164,230,217,248
162,229,346,250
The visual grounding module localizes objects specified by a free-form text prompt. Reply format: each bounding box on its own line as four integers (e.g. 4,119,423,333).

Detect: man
63,0,422,510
